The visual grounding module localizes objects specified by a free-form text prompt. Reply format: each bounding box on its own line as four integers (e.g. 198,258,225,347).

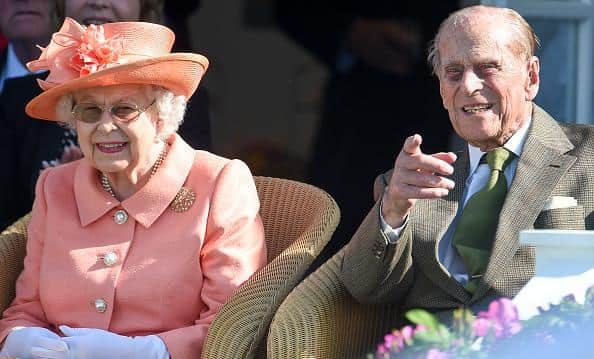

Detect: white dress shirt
380,117,532,284
0,43,33,93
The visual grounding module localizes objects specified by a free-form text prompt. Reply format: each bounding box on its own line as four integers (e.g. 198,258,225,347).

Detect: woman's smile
96,142,128,154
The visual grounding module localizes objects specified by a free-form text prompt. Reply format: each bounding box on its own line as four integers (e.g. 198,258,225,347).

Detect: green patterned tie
452,147,515,293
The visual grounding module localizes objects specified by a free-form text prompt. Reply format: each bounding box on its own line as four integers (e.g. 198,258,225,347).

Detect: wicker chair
201,176,340,358
0,177,340,359
0,213,30,314
267,248,401,358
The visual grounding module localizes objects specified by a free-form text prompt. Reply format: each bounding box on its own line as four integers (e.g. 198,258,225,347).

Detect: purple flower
477,298,522,338
383,333,396,347
400,325,414,342
472,317,492,337
376,344,387,354
426,349,451,359
415,324,427,333
382,330,406,352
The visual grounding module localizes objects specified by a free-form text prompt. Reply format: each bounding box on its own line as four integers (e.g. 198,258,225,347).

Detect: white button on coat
113,210,128,224
102,251,118,266
94,298,107,313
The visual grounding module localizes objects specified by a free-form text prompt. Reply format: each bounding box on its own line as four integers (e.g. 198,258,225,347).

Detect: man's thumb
402,134,423,155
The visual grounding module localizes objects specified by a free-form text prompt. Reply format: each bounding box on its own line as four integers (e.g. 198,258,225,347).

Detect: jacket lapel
472,105,576,301
413,147,471,303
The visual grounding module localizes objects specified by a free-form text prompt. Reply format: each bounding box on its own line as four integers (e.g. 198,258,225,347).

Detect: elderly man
340,5,594,319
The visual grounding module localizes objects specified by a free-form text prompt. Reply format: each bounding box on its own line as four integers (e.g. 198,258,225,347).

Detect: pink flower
383,333,396,348
426,349,451,359
472,317,492,337
400,325,414,342
477,298,522,338
380,327,417,354
69,23,124,76
376,344,387,354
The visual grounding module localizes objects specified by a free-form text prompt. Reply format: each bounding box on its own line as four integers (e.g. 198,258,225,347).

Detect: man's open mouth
462,104,493,113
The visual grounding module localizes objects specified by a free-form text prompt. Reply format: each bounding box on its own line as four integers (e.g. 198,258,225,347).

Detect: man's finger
399,153,454,176
398,170,455,190
431,152,457,165
402,134,423,155
398,183,450,199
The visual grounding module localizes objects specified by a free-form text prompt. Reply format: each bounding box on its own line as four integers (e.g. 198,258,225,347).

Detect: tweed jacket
341,105,594,322
0,134,267,358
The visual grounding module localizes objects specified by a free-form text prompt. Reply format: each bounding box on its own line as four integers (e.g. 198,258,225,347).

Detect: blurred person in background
0,0,54,92
0,31,7,50
275,0,458,263
0,0,58,230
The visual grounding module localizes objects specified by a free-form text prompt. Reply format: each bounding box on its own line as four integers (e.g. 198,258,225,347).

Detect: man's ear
525,56,540,101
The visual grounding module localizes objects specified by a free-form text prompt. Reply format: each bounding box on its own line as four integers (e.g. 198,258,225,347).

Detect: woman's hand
0,326,67,359
56,326,170,359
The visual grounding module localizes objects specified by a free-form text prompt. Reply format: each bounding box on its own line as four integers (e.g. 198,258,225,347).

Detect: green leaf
437,324,453,341
413,329,443,344
406,309,440,331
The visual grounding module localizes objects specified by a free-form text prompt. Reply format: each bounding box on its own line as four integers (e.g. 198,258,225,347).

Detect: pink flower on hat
27,18,128,89
24,17,208,121
70,24,124,76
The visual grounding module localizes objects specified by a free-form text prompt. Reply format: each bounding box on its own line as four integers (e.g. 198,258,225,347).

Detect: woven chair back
202,176,340,358
0,214,31,313
268,249,401,358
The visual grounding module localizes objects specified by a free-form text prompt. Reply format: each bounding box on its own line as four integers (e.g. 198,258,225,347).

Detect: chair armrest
267,251,401,358
202,179,340,359
0,214,31,313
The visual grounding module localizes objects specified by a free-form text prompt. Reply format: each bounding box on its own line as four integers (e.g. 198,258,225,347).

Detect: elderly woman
1,0,212,235
0,18,266,359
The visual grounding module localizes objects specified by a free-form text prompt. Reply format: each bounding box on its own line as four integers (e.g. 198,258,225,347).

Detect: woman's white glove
0,326,68,359
43,325,170,359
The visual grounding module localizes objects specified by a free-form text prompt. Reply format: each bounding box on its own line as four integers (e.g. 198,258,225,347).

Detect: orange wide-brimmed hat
25,17,209,121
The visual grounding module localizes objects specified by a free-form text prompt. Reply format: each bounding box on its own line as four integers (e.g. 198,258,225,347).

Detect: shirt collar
467,117,532,175
75,134,195,228
5,43,30,79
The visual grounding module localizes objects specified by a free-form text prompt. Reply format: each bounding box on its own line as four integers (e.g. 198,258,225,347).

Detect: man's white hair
427,5,540,74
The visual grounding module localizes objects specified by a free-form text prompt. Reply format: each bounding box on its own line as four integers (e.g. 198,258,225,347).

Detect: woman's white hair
55,85,187,139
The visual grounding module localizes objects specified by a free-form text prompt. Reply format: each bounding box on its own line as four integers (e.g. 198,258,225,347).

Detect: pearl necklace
100,146,167,200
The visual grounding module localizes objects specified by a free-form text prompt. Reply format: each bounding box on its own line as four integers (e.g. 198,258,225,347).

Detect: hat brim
26,53,209,121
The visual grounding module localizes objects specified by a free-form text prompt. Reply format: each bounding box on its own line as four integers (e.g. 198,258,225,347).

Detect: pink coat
0,135,267,358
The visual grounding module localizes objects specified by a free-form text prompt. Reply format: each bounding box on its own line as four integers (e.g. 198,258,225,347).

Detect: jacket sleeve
157,160,267,358
0,169,53,342
340,173,414,305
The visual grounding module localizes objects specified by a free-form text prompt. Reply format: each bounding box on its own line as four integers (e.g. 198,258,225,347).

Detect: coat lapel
413,147,471,303
472,105,576,301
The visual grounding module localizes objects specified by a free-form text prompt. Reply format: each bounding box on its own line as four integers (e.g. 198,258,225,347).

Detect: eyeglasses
71,100,156,124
